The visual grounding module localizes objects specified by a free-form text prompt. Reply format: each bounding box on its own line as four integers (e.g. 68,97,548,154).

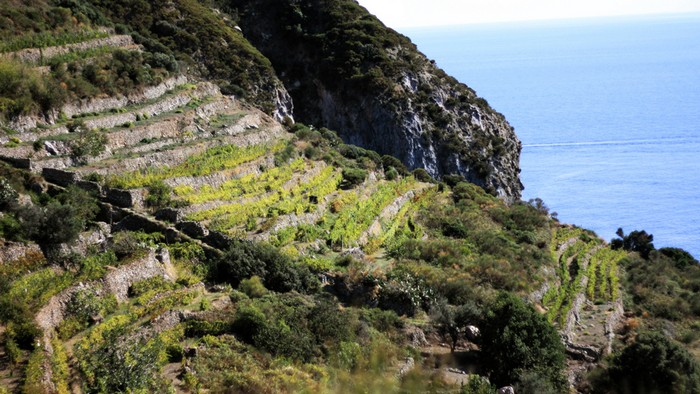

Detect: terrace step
75,126,286,177
1,34,136,64
4,75,189,134
179,161,328,219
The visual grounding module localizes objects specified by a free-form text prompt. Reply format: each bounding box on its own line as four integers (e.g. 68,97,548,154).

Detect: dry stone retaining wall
2,35,136,64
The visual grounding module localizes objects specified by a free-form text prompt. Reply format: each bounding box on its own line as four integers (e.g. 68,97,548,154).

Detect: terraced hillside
0,30,559,391
532,226,628,386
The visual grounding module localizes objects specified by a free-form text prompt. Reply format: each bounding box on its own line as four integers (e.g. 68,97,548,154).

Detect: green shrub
71,129,108,160
658,247,698,269
213,239,318,293
15,186,98,245
239,276,267,298
0,58,66,119
340,167,367,189
145,180,173,209
382,155,409,175
460,375,495,394
412,168,433,183
599,332,700,394
360,308,403,332
480,293,566,391
385,166,398,181
232,304,266,343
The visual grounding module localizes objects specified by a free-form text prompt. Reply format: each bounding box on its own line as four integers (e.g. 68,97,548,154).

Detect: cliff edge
226,0,523,200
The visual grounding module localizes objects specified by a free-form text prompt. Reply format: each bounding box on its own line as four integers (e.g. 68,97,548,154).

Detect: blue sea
403,14,700,257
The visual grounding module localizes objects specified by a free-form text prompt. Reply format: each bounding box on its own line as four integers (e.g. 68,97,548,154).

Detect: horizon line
391,10,700,30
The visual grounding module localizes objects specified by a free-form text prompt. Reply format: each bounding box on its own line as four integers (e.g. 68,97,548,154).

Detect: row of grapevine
107,142,284,189
323,178,417,248
544,230,600,325
190,165,342,233
175,158,306,204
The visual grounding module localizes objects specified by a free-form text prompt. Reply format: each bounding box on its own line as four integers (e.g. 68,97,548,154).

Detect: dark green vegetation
219,0,521,194
590,332,700,394
57,0,284,112
480,293,567,393
0,134,573,392
0,0,276,121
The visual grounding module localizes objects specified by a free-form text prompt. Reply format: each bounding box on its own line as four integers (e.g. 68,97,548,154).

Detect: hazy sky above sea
357,0,700,27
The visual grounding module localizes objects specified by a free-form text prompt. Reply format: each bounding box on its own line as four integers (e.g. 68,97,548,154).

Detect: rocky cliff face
225,0,523,200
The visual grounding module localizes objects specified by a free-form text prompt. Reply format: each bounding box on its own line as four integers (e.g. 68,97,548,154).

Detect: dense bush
0,58,66,119
213,239,318,293
230,292,370,365
592,332,700,394
611,228,655,259
658,247,699,268
621,251,700,320
479,293,566,391
340,167,367,189
145,180,173,209
12,186,99,245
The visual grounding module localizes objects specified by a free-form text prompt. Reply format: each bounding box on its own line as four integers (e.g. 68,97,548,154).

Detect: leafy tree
479,293,566,391
16,186,98,246
214,240,318,293
430,299,480,351
600,332,700,394
71,128,108,160
611,228,655,259
340,167,367,189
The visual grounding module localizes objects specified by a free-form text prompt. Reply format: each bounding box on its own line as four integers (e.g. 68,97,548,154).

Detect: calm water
403,14,700,257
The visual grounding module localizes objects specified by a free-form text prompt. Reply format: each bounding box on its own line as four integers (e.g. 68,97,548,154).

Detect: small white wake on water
523,137,695,148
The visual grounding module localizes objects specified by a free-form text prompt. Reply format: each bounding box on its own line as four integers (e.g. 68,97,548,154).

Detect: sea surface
403,14,700,257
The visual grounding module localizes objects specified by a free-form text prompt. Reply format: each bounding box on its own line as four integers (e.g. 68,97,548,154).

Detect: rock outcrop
229,0,523,201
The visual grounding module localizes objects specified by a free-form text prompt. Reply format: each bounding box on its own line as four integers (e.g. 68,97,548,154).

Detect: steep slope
223,0,523,201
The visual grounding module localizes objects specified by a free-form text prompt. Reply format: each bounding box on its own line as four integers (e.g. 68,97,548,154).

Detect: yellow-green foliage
545,235,601,324
325,178,417,247
134,288,197,319
176,157,305,204
193,165,342,232
75,314,135,383
153,325,185,365
191,335,326,393
50,338,70,394
8,267,74,312
374,186,437,250
0,29,109,53
108,141,284,189
589,248,626,302
21,346,47,394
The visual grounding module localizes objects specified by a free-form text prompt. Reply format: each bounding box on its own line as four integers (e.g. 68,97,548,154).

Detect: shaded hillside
217,0,523,200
